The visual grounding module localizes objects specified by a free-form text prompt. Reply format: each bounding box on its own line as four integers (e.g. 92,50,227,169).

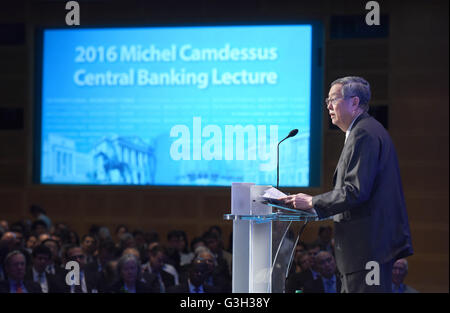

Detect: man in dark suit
166,259,221,293
282,76,413,292
0,250,42,293
25,244,65,293
303,251,341,293
61,244,100,293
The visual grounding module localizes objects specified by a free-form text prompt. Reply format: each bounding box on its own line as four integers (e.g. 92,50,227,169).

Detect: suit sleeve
312,129,380,218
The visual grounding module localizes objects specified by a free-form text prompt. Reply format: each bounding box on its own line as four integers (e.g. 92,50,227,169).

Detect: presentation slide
39,25,313,186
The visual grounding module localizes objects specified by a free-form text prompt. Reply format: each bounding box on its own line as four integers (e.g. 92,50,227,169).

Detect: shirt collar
345,112,363,143
188,280,204,293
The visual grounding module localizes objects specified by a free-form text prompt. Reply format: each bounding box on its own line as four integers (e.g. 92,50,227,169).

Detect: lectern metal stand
224,182,325,293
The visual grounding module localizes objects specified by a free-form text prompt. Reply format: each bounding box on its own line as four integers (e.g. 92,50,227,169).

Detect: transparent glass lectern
224,182,328,293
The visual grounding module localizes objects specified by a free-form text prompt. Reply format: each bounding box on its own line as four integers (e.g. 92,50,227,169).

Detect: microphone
277,129,298,189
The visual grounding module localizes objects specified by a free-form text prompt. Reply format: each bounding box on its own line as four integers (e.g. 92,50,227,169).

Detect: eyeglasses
325,95,356,107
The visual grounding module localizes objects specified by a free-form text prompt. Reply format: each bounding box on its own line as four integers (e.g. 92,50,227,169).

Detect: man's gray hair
117,253,142,280
3,250,26,268
331,76,371,112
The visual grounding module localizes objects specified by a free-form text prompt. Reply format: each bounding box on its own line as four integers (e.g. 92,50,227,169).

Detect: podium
224,182,327,293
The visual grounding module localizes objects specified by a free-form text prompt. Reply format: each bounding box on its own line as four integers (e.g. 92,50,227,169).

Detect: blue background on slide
40,25,312,186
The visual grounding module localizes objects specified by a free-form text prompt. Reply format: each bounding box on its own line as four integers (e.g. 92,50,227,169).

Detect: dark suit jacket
286,269,317,293
303,274,342,293
0,279,42,293
25,269,66,293
166,282,222,293
312,112,414,274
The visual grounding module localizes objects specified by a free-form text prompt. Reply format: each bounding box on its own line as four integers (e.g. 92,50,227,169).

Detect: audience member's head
4,250,27,281
97,240,116,266
31,244,52,273
37,233,51,245
315,251,336,279
42,238,61,264
118,233,136,252
64,244,86,270
188,259,209,288
307,243,321,270
98,227,112,243
190,237,206,252
81,234,97,255
203,231,221,254
1,232,21,251
392,258,409,286
196,249,217,276
25,234,38,251
298,251,312,272
318,226,333,243
68,230,80,245
117,254,141,286
31,220,48,237
0,220,9,232
115,225,129,241
148,245,166,272
122,247,140,260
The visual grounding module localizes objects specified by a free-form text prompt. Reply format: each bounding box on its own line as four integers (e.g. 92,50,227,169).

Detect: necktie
326,279,334,293
16,283,23,293
40,273,48,293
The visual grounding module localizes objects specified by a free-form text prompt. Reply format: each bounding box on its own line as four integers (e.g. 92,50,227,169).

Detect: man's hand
280,193,314,211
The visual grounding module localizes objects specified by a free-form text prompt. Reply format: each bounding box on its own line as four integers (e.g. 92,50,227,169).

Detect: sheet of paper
262,187,287,199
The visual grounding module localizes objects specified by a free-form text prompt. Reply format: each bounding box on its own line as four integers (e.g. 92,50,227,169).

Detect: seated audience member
42,239,64,277
166,258,221,293
141,244,176,292
81,234,98,264
132,230,147,263
0,220,8,233
195,248,231,292
286,243,321,293
107,254,158,293
68,230,80,246
392,258,419,293
37,233,51,245
97,226,113,244
190,237,206,253
115,225,129,243
116,232,136,257
62,244,100,293
286,251,313,293
0,250,42,293
303,251,341,293
86,240,116,273
203,231,232,279
167,230,195,271
25,244,64,293
25,235,38,254
305,243,321,280
98,260,119,292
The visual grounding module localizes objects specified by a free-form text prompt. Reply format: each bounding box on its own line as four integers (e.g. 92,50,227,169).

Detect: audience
5,209,419,294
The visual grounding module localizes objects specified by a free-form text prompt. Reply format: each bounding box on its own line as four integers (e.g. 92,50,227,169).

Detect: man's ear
352,96,360,108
